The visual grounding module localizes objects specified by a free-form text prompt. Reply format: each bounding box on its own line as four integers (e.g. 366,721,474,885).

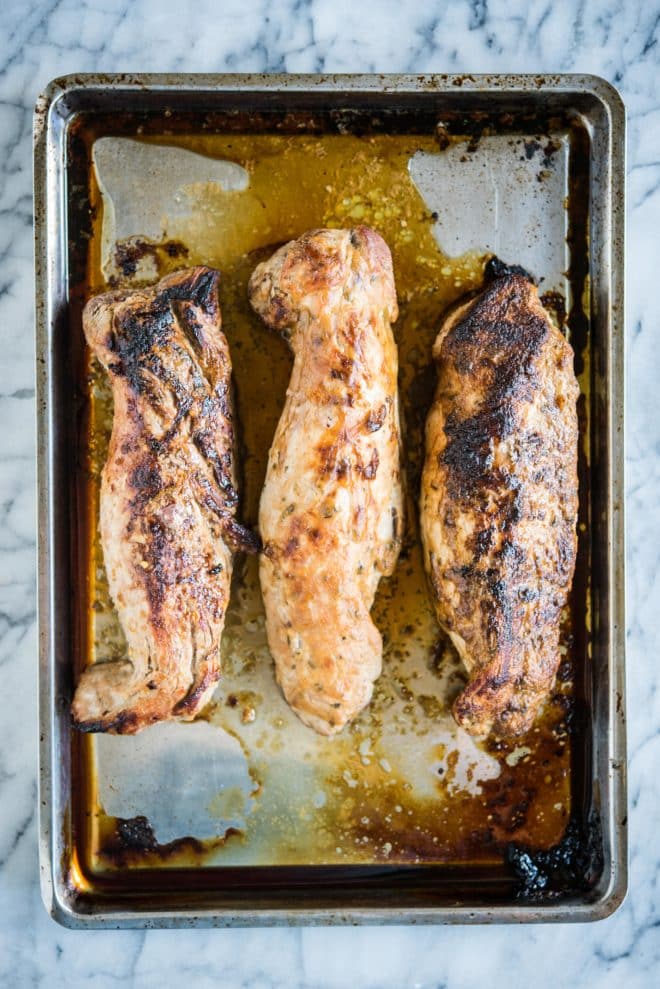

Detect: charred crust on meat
109,304,174,391
140,516,171,613
330,354,354,381
173,667,220,716
72,267,257,733
156,266,219,317
423,269,578,738
366,402,388,432
175,300,207,354
439,280,550,503
444,281,548,377
193,432,239,507
128,458,162,500
106,270,219,397
360,448,380,480
73,709,139,734
221,516,262,555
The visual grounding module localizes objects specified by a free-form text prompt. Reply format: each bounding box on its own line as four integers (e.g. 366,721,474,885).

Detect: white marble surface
0,0,657,985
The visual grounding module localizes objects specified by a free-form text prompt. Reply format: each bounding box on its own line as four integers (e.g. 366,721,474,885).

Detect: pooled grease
79,128,581,876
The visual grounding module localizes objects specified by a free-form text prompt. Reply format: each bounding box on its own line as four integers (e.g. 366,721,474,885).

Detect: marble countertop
1,0,657,985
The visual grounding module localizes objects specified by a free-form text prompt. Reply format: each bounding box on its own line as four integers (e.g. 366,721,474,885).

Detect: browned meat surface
72,267,257,734
420,262,579,737
249,227,404,735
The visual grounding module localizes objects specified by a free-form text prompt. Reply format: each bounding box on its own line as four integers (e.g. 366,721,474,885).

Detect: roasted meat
72,267,257,734
248,227,404,735
420,261,579,737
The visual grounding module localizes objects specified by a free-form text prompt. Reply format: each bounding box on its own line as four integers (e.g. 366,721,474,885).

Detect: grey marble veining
0,0,658,985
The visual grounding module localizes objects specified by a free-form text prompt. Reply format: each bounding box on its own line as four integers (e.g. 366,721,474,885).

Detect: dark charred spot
542,139,562,168
176,301,206,353
270,291,290,329
330,354,353,381
474,527,494,557
111,303,174,392
113,239,151,277
116,815,158,851
284,535,300,557
129,458,162,500
366,403,387,432
318,444,350,478
99,815,242,868
173,667,219,715
141,516,171,613
441,408,512,495
164,240,189,258
73,709,139,733
157,267,219,317
484,257,536,284
505,814,603,899
220,516,261,555
193,432,239,508
540,290,567,329
361,448,380,480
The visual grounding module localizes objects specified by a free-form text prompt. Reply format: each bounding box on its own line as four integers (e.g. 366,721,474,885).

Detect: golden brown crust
420,269,579,738
72,267,256,734
249,227,403,735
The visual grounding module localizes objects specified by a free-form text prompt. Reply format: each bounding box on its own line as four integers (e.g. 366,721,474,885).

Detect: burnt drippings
520,137,562,181
484,256,536,284
99,812,243,869
112,238,189,280
117,815,158,851
540,290,567,330
524,139,542,160
505,813,603,900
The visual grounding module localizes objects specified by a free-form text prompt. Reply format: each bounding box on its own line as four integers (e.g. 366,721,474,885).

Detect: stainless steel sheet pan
35,74,626,927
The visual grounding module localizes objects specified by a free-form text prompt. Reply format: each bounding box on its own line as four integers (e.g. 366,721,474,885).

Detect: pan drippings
69,117,590,879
